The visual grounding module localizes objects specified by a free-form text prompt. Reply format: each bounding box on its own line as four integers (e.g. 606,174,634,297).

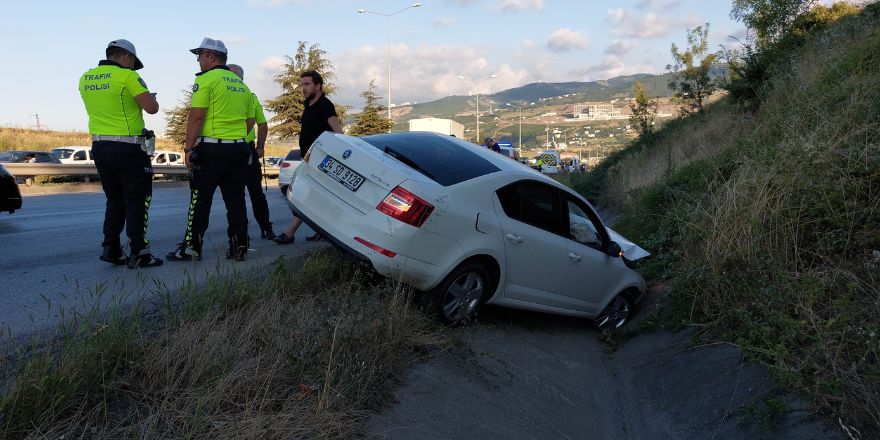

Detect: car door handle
506,234,523,243
568,253,582,262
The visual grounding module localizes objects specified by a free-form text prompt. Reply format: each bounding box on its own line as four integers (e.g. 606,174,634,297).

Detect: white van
152,150,184,166
51,146,94,164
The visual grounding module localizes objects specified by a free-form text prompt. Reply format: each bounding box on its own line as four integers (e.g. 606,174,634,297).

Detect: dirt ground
365,298,841,440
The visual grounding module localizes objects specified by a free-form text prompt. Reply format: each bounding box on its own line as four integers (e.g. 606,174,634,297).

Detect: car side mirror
606,241,623,258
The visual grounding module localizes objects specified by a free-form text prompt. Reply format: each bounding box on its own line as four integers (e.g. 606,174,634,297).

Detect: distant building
572,103,625,120
407,118,465,139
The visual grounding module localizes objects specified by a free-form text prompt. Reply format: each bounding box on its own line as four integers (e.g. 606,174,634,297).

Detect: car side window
73,150,86,161
496,180,565,235
565,196,607,250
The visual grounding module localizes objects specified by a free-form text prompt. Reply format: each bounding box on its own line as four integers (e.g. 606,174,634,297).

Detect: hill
395,72,679,121
575,3,879,436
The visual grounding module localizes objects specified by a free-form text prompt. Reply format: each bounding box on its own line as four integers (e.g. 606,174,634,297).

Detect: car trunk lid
303,133,428,214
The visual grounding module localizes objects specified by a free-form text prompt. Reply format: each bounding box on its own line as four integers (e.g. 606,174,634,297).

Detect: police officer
79,39,163,269
228,64,275,241
166,38,255,262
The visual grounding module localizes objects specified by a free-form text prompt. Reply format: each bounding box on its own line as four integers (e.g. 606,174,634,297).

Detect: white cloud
604,41,634,56
546,28,589,53
325,44,533,110
500,0,544,12
637,0,681,9
433,17,456,27
522,39,536,49
571,55,658,81
607,8,701,38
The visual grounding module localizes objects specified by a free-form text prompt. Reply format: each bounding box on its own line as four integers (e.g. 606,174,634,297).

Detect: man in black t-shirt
275,70,344,244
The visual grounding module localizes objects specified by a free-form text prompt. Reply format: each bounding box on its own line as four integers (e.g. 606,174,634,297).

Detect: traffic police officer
229,64,275,241
79,39,163,269
167,38,255,262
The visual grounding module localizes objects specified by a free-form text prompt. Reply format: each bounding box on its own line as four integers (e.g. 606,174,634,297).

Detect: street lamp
506,103,524,157
458,74,496,143
357,2,422,126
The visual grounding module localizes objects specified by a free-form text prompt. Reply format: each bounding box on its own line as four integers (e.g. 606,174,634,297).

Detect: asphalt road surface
0,182,317,337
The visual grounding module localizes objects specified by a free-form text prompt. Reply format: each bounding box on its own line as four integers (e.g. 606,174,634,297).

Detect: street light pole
357,3,422,129
459,73,496,143
506,103,523,157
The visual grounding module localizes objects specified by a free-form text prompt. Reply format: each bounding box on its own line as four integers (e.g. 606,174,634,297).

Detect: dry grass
1,252,442,439
0,126,297,157
605,4,880,436
601,105,745,207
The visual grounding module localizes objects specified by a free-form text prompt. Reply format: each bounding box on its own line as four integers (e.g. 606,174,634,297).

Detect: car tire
593,291,634,332
422,262,489,325
280,184,289,195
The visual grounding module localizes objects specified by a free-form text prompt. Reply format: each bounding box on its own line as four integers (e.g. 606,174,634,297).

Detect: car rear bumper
286,176,442,290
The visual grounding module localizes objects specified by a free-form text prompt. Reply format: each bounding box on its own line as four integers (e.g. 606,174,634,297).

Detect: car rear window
284,150,301,161
361,133,500,186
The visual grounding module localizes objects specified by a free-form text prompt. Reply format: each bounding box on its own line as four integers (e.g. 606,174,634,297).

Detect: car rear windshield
361,133,500,186
53,149,74,159
284,150,301,161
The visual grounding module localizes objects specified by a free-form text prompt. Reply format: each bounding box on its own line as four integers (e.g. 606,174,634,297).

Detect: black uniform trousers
185,141,251,252
91,141,153,255
245,142,272,233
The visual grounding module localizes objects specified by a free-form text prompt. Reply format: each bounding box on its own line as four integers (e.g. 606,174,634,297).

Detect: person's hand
303,149,312,162
185,151,193,169
256,147,265,159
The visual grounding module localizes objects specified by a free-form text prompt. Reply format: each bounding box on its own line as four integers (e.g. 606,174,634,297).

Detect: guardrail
4,163,189,177
4,163,279,179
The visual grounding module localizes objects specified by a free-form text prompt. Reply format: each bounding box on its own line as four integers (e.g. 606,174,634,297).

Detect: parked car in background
278,149,302,194
286,131,649,328
262,155,283,178
0,150,61,164
51,146,94,164
265,156,283,167
0,163,22,214
152,150,184,166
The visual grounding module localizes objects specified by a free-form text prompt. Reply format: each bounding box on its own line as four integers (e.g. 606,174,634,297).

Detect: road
0,182,318,337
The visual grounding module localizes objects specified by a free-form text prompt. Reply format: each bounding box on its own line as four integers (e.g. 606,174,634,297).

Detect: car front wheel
423,262,489,325
594,293,633,331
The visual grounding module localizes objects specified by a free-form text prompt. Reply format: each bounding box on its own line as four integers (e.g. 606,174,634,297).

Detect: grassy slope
0,253,440,439
582,4,879,435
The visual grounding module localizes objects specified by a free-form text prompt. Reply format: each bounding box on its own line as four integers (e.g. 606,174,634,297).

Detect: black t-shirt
299,94,337,153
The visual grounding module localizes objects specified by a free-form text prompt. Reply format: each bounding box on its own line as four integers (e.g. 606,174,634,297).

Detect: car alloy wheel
594,294,632,331
442,271,484,322
425,262,489,324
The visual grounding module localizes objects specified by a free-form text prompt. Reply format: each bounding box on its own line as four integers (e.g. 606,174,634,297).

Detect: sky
0,0,816,134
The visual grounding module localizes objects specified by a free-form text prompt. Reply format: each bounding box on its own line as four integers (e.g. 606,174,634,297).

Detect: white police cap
107,39,144,70
190,37,228,55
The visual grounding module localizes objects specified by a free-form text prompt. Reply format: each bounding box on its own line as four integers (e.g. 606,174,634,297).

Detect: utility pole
29,114,42,130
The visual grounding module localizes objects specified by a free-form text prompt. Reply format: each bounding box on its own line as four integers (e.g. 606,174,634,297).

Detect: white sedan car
286,132,649,329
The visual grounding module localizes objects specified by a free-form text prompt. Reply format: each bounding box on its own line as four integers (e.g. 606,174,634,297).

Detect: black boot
99,245,127,265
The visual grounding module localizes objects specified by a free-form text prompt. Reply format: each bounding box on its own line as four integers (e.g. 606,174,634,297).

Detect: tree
628,81,658,138
348,80,394,136
731,0,816,48
667,23,722,115
265,41,348,141
163,89,192,146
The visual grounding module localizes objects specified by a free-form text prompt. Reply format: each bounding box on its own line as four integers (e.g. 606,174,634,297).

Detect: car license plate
318,155,365,192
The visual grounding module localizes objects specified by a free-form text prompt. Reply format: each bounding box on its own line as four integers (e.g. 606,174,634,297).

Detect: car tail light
354,237,396,258
280,161,291,168
377,186,434,228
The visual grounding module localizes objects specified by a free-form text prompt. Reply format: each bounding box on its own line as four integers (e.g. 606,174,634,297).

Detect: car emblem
342,150,351,159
